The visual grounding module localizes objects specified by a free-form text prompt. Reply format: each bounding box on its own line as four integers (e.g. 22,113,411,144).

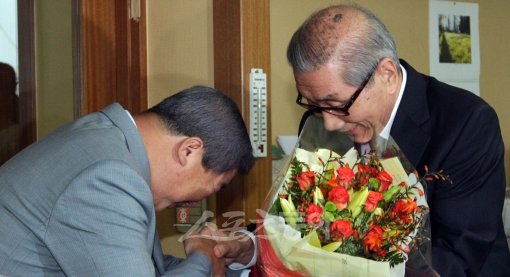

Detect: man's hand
183,226,226,277
211,229,255,266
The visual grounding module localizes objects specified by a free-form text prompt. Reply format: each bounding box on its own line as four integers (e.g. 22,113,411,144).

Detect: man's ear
177,137,204,166
377,58,400,94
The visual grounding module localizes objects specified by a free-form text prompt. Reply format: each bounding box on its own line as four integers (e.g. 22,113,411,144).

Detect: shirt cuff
227,229,258,270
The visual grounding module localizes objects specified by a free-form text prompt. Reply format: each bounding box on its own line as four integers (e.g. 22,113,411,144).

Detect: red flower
355,164,377,188
336,166,355,188
395,198,417,214
330,219,353,241
357,164,377,175
296,171,315,191
364,225,383,253
364,191,383,212
305,203,323,226
328,186,349,210
377,249,388,258
326,175,339,188
377,170,393,192
390,197,418,224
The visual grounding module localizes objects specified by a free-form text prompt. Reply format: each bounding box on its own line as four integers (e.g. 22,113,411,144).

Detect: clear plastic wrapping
253,115,436,277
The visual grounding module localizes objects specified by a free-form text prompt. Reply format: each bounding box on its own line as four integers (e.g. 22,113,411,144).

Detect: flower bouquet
253,116,439,277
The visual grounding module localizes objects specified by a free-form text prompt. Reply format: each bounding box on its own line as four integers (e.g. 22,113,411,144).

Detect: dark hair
147,86,255,174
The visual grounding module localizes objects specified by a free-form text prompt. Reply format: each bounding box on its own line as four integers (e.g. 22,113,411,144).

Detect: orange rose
355,164,377,188
328,186,349,210
305,203,323,226
364,225,383,253
330,219,353,241
296,171,315,191
326,175,339,187
357,164,377,175
364,191,383,212
390,197,418,224
377,170,393,192
336,166,355,188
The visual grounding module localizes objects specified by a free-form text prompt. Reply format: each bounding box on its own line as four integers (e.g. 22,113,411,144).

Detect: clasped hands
183,225,255,277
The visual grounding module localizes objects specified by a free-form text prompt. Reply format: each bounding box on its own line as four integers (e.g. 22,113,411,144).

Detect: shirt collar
379,64,407,139
125,110,137,126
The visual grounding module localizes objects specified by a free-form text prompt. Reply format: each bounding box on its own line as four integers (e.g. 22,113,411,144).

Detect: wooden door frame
213,0,272,226
17,0,36,147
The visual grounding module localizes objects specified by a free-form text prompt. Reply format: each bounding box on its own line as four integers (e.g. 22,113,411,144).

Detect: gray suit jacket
0,103,211,276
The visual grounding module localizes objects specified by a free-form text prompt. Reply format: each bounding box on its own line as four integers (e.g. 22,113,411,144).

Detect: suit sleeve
430,105,507,276
45,160,211,276
162,252,211,276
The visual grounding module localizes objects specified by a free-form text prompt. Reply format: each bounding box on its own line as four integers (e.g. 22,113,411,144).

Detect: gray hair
287,4,400,86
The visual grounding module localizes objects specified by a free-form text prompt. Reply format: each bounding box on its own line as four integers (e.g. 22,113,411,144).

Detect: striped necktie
360,143,371,155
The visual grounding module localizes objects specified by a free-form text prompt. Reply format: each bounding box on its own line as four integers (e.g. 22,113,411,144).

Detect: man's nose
322,112,345,131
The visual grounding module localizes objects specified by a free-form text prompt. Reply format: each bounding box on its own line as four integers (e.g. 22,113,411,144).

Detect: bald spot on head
297,6,368,71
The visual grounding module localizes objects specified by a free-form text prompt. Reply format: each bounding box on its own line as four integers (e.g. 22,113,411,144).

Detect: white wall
0,0,19,74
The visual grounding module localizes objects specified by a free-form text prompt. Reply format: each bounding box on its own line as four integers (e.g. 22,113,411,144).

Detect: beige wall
35,0,74,138
147,0,214,106
147,0,215,258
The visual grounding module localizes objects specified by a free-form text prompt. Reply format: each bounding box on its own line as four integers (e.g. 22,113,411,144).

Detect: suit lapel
391,60,431,167
392,115,430,167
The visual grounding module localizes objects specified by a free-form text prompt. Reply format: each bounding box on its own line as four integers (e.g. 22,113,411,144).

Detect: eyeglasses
296,67,375,116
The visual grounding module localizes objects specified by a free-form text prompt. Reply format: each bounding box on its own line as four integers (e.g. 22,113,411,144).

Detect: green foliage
324,201,337,212
368,177,380,191
352,210,372,235
336,236,363,257
268,197,282,216
386,250,406,267
440,31,472,63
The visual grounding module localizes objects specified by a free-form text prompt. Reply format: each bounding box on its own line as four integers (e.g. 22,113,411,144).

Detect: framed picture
429,1,480,95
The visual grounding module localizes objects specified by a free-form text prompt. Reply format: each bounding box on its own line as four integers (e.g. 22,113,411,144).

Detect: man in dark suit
288,4,510,276
0,86,256,276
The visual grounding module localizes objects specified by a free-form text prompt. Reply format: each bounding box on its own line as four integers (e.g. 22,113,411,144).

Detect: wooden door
73,0,147,115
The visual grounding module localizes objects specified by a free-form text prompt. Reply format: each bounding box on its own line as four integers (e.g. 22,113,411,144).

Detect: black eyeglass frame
295,67,376,116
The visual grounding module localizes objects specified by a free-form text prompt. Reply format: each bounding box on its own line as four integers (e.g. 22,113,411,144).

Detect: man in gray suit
0,86,256,276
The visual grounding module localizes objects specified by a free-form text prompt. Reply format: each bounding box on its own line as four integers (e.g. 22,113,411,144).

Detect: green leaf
280,197,297,226
348,187,369,218
306,229,321,248
323,211,335,222
313,187,325,205
325,201,337,212
383,186,401,202
322,241,342,252
368,177,380,191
